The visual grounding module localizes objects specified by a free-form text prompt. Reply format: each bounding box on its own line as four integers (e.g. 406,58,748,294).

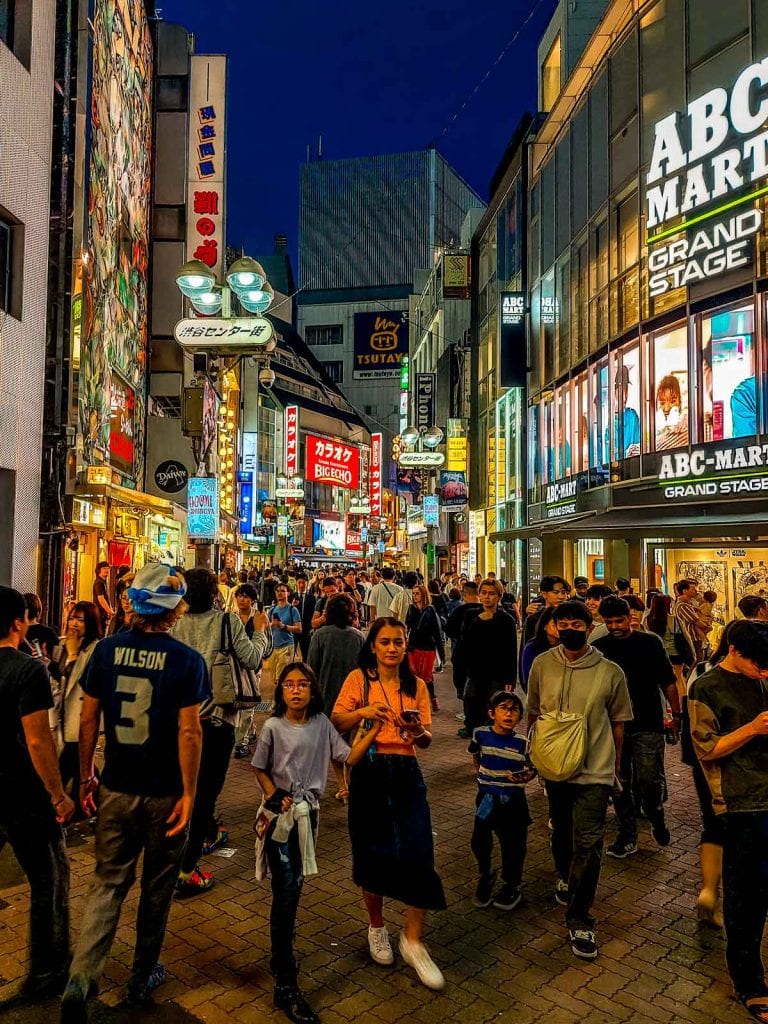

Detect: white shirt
368,580,403,620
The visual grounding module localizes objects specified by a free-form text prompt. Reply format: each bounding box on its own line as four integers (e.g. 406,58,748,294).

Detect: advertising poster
188,477,219,538
442,254,471,299
499,291,527,389
415,373,436,430
396,467,422,504
346,513,363,557
439,470,467,507
312,517,346,553
108,374,135,476
305,434,360,489
423,495,439,527
353,311,408,379
201,376,219,459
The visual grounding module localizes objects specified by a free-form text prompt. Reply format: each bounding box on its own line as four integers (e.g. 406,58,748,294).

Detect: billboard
499,291,527,389
305,434,360,489
442,253,471,299
285,405,299,478
186,56,227,282
353,312,408,379
108,374,136,476
188,477,219,538
415,373,436,430
312,517,346,553
80,0,153,486
440,470,468,507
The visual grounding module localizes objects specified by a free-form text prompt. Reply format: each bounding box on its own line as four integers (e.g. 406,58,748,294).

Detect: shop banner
305,434,360,489
109,374,135,475
285,405,299,478
423,495,439,527
186,55,227,281
415,373,436,430
353,312,408,379
238,471,253,534
188,477,219,538
499,292,526,389
370,432,383,516
442,253,471,299
439,470,467,507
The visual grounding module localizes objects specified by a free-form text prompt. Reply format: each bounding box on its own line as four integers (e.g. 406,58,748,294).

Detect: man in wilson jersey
61,564,209,1023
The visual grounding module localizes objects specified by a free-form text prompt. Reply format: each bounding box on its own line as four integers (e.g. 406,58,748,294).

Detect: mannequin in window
655,374,689,451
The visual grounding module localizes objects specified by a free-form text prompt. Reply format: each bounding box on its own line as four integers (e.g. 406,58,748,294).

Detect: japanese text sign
285,406,299,478
305,434,360,490
186,56,226,281
188,477,219,539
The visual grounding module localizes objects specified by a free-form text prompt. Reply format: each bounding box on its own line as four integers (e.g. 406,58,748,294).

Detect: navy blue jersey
468,727,533,796
81,630,209,797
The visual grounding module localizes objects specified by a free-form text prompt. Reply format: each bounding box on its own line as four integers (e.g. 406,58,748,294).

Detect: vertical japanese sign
285,405,298,478
186,56,227,282
415,373,436,430
370,432,383,516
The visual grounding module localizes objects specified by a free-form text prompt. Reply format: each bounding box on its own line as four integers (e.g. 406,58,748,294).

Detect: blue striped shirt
468,727,533,795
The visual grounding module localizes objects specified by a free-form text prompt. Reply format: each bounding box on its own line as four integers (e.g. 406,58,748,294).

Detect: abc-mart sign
646,56,768,294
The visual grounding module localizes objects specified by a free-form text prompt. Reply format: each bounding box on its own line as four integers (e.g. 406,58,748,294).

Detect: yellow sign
87,464,112,485
446,437,467,472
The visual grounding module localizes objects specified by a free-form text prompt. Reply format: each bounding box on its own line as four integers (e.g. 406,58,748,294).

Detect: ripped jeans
265,809,318,985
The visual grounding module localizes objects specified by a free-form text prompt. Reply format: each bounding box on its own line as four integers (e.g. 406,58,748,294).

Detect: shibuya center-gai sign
646,55,768,296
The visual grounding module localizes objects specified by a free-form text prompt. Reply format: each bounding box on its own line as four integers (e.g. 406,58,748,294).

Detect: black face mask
559,629,587,651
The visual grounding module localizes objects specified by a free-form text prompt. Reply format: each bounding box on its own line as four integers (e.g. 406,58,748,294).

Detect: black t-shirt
0,647,54,810
81,630,210,797
592,631,675,732
462,609,518,685
93,577,110,622
26,623,59,660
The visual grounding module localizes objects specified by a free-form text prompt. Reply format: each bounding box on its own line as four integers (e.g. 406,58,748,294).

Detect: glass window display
653,325,689,451
609,346,641,458
701,303,756,442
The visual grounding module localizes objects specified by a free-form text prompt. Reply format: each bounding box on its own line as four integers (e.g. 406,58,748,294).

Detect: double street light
176,256,275,317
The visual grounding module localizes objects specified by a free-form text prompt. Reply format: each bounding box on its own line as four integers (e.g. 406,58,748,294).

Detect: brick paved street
0,666,753,1024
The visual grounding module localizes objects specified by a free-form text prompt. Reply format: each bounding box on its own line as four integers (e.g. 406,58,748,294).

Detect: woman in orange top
331,617,446,991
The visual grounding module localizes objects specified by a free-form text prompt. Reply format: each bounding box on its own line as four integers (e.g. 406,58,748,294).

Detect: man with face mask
592,597,679,859
527,600,632,962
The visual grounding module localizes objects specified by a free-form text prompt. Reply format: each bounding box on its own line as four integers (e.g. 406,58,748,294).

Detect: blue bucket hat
127,563,186,616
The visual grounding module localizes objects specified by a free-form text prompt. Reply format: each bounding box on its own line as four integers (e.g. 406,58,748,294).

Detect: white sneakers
368,926,394,965
398,932,445,991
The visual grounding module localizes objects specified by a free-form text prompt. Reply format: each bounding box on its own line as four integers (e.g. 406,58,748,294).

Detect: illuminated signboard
188,477,219,538
499,292,526,388
305,434,360,490
186,56,227,281
423,495,440,527
415,373,436,430
370,432,383,516
285,405,299,478
353,312,408,379
109,375,135,476
442,253,471,299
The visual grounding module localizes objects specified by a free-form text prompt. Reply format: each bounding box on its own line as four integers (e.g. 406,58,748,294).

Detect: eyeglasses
282,681,310,691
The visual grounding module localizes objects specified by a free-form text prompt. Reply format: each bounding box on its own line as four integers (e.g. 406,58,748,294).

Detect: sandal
740,996,768,1023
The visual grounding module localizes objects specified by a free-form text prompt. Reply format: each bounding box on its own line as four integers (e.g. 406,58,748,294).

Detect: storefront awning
74,481,175,516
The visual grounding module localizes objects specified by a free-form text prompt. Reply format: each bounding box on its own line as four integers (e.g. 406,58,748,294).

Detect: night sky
160,0,557,267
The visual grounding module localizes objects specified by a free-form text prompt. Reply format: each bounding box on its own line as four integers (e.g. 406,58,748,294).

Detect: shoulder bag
210,613,261,709
527,665,596,782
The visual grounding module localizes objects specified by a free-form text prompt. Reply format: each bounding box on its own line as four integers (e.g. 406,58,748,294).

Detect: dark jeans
546,781,611,930
0,800,70,980
68,786,185,989
614,731,666,844
723,811,768,1000
181,718,235,873
470,791,530,887
266,811,318,986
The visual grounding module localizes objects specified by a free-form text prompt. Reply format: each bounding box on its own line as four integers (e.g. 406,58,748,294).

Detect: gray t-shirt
252,714,351,807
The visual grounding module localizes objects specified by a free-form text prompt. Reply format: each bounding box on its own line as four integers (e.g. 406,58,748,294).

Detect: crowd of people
3,559,768,1023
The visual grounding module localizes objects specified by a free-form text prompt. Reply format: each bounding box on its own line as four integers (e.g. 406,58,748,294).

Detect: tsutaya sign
658,440,768,500
647,55,768,231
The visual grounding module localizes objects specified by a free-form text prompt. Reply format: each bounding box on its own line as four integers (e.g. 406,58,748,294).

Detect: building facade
519,0,768,620
0,1,56,589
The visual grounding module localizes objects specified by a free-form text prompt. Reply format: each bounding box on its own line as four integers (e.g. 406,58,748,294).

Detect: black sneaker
492,884,522,911
606,839,638,859
125,963,166,1006
554,878,569,906
569,928,598,960
651,818,671,847
274,984,321,1024
473,870,496,908
233,743,251,759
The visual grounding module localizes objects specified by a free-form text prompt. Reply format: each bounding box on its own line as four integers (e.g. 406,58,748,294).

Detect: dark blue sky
160,0,557,265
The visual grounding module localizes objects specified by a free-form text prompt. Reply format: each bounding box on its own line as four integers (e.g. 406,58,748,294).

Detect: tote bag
528,665,597,782
210,613,262,709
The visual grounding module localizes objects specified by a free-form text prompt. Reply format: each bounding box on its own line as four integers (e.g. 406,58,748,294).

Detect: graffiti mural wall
79,0,152,487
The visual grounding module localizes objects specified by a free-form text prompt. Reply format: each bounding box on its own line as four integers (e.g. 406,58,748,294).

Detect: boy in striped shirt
468,691,535,910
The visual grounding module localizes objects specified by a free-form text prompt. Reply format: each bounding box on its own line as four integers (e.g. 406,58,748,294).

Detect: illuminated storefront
518,0,768,613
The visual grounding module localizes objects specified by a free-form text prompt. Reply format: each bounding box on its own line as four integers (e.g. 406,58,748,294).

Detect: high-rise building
298,148,484,437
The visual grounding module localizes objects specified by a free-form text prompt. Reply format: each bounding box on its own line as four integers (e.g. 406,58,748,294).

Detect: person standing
584,584,612,642
56,602,103,804
522,576,570,644
92,561,113,633
672,579,705,680
233,583,270,759
60,565,207,1020
461,580,518,737
592,596,680,857
290,574,314,660
445,581,480,703
268,584,303,682
390,571,418,623
24,593,59,661
0,587,74,1003
367,567,402,621
689,621,768,1024
527,600,632,961
310,576,340,630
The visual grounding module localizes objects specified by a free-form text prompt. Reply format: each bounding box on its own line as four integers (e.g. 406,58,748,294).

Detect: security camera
259,367,276,389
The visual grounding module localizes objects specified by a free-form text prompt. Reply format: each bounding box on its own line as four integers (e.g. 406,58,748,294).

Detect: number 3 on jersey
115,675,152,745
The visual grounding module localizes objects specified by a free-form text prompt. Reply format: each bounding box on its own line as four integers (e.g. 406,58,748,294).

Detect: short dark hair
325,592,357,627
403,571,418,588
24,593,42,621
184,568,219,614
677,579,697,595
553,600,592,626
272,662,324,718
96,561,109,572
599,596,630,619
0,587,27,639
462,581,478,595
727,620,768,669
702,590,717,604
488,690,524,716
586,584,613,601
541,575,569,593
739,595,768,619
296,573,308,582
236,583,258,601
321,577,337,590
448,587,461,600
381,567,395,581
615,578,631,591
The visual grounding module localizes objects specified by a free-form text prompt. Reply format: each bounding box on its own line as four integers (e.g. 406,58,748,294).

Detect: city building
0,2,56,589
520,0,768,619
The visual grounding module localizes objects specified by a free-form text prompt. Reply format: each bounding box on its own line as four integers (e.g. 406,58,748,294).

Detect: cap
574,576,589,586
127,564,186,616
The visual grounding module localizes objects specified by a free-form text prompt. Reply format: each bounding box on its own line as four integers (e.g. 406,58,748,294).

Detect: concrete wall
0,5,56,587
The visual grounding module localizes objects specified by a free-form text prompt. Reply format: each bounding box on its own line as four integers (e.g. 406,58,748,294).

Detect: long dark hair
647,594,672,637
358,616,418,698
70,600,103,648
531,606,558,656
271,661,324,719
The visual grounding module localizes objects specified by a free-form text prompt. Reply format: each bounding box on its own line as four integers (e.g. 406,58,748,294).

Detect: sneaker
492,884,522,911
473,870,496,908
398,933,445,991
60,977,89,1024
233,743,251,759
175,866,214,898
606,840,638,859
454,712,466,722
651,818,671,847
456,727,469,739
569,927,598,960
367,926,394,965
125,963,166,1006
554,878,569,906
202,829,229,855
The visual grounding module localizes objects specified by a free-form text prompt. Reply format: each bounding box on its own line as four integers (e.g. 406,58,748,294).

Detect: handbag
210,613,262,709
528,668,591,783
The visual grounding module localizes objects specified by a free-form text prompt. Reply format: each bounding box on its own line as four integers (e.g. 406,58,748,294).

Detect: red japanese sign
370,432,383,516
186,56,226,280
109,375,135,475
305,434,360,490
285,406,298,477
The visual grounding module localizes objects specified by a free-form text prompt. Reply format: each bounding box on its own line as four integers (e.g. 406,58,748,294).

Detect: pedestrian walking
331,617,446,991
60,565,207,1021
233,583,269,759
253,661,381,1024
56,601,102,803
310,576,339,630
268,584,303,682
519,607,559,692
405,584,445,710
366,566,402,621
290,574,314,660
460,579,518,736
0,586,74,1004
445,580,480,702
522,576,569,643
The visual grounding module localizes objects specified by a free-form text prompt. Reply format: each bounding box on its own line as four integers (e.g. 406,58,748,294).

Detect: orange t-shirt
334,669,432,756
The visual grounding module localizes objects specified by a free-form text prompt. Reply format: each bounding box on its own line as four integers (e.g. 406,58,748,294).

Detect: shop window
610,193,640,336
541,33,561,112
687,0,748,67
701,303,756,441
554,386,573,479
652,324,689,451
542,267,556,384
610,346,641,459
541,398,554,485
528,404,541,496
556,254,570,376
575,373,589,473
571,238,589,363
589,218,609,350
590,363,610,469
